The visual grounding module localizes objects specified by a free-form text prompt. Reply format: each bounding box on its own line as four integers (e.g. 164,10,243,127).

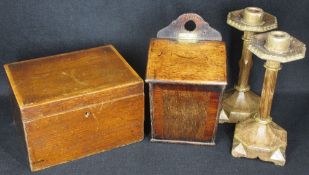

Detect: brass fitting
249,31,306,63
227,7,277,32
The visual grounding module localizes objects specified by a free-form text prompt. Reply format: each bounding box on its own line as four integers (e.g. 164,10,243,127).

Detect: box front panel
24,94,144,171
151,84,220,143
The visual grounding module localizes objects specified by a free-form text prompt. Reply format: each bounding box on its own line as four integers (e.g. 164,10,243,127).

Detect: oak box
4,45,144,171
146,39,227,145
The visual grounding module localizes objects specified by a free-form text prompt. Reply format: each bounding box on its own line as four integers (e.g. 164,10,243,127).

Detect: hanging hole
184,20,196,31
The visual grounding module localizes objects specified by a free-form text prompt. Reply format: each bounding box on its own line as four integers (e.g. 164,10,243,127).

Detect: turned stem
259,61,281,120
236,31,254,91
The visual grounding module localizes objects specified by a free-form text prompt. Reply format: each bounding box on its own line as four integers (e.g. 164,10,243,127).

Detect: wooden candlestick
231,31,306,166
220,7,277,123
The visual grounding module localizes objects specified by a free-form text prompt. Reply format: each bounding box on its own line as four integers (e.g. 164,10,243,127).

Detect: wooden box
4,45,144,171
146,39,227,145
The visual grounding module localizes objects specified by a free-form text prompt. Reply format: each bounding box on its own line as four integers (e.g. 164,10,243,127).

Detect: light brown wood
20,83,142,122
146,39,227,85
5,45,141,108
4,45,144,171
26,94,144,171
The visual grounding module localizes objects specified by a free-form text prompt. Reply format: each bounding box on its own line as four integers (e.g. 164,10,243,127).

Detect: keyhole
84,111,91,118
184,20,196,31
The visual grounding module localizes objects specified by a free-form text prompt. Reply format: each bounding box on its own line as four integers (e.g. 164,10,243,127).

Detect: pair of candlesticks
219,7,306,166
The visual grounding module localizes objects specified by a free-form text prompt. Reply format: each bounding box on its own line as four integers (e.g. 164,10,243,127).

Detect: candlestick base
231,115,287,166
219,88,260,123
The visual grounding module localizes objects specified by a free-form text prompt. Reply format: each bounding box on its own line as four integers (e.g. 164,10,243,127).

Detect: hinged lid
5,45,143,122
146,13,227,85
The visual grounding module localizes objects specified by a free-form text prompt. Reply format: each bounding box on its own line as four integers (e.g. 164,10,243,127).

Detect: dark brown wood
152,84,220,142
4,45,144,171
146,39,227,145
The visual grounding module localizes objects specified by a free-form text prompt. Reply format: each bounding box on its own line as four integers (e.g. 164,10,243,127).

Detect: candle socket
231,31,306,166
220,7,277,123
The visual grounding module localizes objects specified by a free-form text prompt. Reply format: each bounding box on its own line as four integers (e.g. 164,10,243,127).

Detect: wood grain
146,38,226,144
4,45,144,171
21,83,143,122
25,94,144,171
151,84,220,143
146,39,227,85
4,45,142,108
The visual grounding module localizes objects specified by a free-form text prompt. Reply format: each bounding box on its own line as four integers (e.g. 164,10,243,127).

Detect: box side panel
8,89,31,166
8,89,24,136
4,70,32,168
151,84,220,143
22,82,143,122
24,94,144,171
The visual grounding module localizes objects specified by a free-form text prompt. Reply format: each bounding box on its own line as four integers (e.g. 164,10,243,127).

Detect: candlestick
231,31,306,166
220,7,277,123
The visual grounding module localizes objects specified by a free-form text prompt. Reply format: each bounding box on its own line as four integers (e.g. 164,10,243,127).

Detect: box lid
145,39,227,85
5,45,143,121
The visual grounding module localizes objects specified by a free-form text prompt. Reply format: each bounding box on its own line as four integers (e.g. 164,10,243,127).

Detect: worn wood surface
146,39,227,85
4,45,144,171
151,84,220,143
4,45,141,109
26,94,144,171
